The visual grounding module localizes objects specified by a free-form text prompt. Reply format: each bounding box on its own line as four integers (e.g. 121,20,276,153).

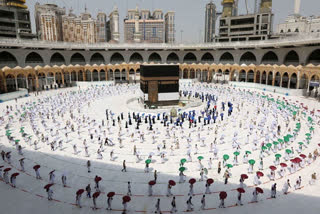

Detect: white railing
0,33,319,50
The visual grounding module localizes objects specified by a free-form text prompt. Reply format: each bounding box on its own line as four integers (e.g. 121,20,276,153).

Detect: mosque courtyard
1,82,320,214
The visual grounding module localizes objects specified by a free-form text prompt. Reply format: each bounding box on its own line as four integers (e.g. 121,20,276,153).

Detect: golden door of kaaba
148,81,158,104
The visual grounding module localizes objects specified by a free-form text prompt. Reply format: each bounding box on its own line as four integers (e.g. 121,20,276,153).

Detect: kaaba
140,65,179,106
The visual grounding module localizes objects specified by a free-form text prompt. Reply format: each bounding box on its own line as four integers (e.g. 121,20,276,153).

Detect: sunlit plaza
1,0,320,214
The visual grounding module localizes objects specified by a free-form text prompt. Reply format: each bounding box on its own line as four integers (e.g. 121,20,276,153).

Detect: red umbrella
237,188,245,193
294,157,302,163
290,159,296,163
219,191,227,199
76,189,84,195
107,192,115,197
241,174,248,180
123,195,131,203
256,171,264,177
318,144,320,147
93,192,100,198
33,165,40,170
256,187,264,194
4,168,11,172
11,173,19,177
95,176,102,182
44,184,54,189
169,180,176,186
149,180,156,186
189,178,196,184
269,166,277,171
280,163,287,167
207,178,214,185
300,154,306,159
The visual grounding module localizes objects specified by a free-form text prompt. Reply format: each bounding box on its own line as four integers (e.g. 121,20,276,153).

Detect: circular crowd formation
0,82,320,213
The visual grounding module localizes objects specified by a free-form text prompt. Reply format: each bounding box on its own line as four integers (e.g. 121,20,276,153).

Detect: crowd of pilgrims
0,83,319,213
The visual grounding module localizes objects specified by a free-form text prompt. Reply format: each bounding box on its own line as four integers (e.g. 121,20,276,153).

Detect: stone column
91,71,93,82
272,72,275,86
69,72,72,83
266,73,268,85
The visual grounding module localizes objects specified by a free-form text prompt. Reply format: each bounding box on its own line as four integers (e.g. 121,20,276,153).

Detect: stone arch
121,69,128,82
247,70,254,82
284,50,299,66
274,72,281,87
261,71,267,84
255,70,261,83
110,53,124,64
129,68,135,83
85,70,91,81
50,52,66,66
100,69,106,81
148,52,162,63
92,69,99,81
71,71,77,82
240,52,256,64
239,70,246,82
267,71,273,85
299,74,308,89
183,69,188,78
63,71,69,86
290,73,297,89
90,53,105,65
261,51,279,65
78,70,84,81
219,52,234,64
130,52,143,63
190,69,195,79
114,69,121,83
0,51,18,68
25,52,44,66
55,72,63,86
224,69,230,82
282,72,289,88
47,72,55,87
201,52,214,63
17,73,27,89
5,74,16,92
183,53,197,64
167,52,179,64
307,49,320,65
27,73,36,91
70,53,86,65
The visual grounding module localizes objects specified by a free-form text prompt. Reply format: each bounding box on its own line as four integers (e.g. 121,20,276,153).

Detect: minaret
221,0,234,17
294,0,301,15
133,6,141,42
